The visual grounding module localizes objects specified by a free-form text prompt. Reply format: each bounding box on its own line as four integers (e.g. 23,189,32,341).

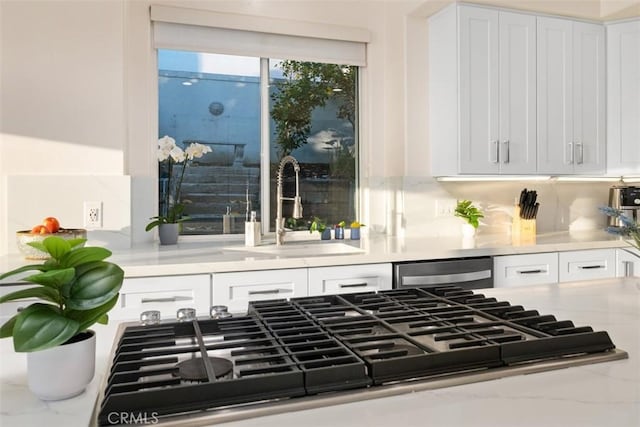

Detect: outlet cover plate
84,201,102,228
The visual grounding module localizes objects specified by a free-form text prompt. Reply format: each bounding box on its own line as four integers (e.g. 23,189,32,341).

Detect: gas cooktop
94,285,627,426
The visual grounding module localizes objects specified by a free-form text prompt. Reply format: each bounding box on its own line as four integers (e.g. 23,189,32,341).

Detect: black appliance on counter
393,257,493,290
94,285,626,426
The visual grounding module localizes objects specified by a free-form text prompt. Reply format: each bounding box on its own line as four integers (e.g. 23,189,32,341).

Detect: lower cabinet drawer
494,253,559,287
308,263,392,296
111,275,211,322
558,249,616,282
212,268,308,314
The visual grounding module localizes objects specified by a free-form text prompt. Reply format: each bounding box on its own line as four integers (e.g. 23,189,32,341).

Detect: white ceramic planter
27,330,96,400
462,223,477,238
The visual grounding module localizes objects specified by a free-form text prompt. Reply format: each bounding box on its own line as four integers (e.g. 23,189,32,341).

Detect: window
157,50,358,235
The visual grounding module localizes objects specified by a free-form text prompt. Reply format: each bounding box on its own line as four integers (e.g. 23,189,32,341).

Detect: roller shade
151,5,369,66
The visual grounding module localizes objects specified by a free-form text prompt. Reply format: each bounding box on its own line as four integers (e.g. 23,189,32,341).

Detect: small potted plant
146,136,213,245
349,221,365,240
0,236,124,400
334,221,346,240
309,217,331,240
454,200,484,237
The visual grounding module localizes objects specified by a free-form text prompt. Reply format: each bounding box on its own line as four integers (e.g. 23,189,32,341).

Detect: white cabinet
558,249,616,282
494,253,559,287
212,268,307,314
308,263,392,296
537,17,605,174
616,248,640,277
430,5,536,175
606,19,640,176
111,274,211,321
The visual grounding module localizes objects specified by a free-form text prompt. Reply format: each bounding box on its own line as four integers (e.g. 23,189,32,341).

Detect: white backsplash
3,175,134,255
1,173,614,256
401,177,612,238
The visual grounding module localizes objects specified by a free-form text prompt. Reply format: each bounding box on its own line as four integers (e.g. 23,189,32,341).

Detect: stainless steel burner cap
210,305,232,319
140,310,161,325
177,307,196,321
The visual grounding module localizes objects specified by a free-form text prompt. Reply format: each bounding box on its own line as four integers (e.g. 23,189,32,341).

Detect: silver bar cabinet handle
576,142,584,165
622,261,634,277
517,269,546,275
339,283,368,288
492,140,500,163
568,142,574,164
248,289,286,295
141,296,187,303
502,140,510,164
578,265,604,270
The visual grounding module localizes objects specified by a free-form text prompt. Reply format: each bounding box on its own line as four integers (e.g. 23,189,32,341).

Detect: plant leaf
0,264,48,281
12,304,80,352
42,236,72,260
24,267,75,289
67,238,87,249
65,293,119,331
59,246,112,268
26,241,47,252
0,314,17,338
66,261,124,310
145,219,163,231
0,286,59,305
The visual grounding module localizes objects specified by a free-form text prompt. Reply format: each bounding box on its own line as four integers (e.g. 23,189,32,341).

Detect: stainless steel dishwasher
393,257,493,290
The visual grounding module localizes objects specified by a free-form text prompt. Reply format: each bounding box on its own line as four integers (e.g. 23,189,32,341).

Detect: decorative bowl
16,228,87,260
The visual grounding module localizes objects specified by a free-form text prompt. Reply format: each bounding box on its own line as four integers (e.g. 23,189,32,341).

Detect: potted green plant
454,200,484,237
146,136,212,244
0,235,124,400
349,221,365,240
309,217,331,240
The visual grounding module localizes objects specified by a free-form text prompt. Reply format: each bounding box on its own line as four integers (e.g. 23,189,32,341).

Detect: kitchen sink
224,241,365,257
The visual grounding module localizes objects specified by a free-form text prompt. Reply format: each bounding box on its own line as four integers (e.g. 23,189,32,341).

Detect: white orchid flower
185,143,213,160
157,136,176,161
169,146,186,163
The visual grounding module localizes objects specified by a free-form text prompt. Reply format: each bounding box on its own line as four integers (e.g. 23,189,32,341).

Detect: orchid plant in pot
0,236,124,400
145,136,212,244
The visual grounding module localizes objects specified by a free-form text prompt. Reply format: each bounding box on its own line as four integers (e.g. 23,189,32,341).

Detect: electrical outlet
435,199,457,217
84,201,103,228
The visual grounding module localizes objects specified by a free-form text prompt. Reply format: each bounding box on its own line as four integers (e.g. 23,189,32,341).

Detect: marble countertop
1,230,633,279
0,277,638,427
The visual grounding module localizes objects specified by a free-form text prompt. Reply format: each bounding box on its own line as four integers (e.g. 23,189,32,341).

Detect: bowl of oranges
16,217,87,259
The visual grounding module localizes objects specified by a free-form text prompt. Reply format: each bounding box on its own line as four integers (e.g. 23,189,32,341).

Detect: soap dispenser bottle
245,211,261,247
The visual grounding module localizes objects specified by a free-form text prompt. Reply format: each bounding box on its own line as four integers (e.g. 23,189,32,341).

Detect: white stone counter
0,277,638,427
1,230,633,279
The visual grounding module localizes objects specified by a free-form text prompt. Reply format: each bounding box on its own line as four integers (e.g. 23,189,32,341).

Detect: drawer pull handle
339,283,368,288
578,265,604,270
248,289,288,295
517,269,546,275
141,296,191,303
622,261,634,277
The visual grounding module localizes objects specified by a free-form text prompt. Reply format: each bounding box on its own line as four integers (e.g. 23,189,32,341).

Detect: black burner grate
97,285,617,425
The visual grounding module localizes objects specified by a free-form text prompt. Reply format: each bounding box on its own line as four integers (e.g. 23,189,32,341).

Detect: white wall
1,0,635,256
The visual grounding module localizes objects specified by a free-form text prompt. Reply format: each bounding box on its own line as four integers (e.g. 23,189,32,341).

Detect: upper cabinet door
537,17,574,174
498,11,537,174
573,22,605,174
607,20,640,176
459,6,500,174
537,17,605,175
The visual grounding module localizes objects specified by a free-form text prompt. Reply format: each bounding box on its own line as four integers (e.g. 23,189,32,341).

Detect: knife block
512,206,536,245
